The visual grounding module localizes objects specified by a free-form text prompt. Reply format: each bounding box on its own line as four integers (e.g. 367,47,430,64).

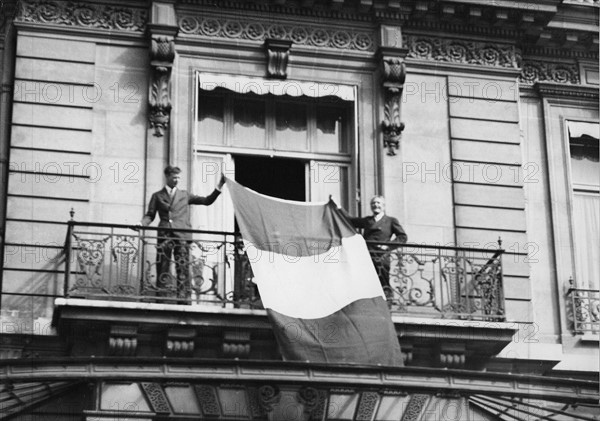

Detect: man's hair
370,195,385,203
164,165,182,176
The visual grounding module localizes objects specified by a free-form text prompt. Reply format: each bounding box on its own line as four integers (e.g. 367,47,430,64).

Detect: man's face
370,197,385,215
166,172,181,188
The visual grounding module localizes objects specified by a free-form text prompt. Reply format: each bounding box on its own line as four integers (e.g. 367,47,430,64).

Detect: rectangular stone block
451,119,520,143
11,125,92,153
452,140,522,165
7,172,90,201
449,97,519,122
6,196,89,222
454,184,525,209
447,76,519,102
13,103,93,130
14,80,95,108
504,299,533,323
453,162,523,187
15,57,95,84
502,276,532,300
17,35,95,63
1,269,64,296
455,205,527,231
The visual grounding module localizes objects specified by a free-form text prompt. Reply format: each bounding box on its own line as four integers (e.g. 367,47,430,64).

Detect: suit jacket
142,187,221,241
348,214,407,249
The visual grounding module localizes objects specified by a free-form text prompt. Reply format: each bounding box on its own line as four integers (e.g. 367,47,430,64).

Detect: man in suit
142,165,225,303
343,196,407,292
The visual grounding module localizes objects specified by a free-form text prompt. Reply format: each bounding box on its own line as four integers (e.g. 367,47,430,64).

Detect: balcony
567,287,600,334
62,221,505,320
53,221,514,367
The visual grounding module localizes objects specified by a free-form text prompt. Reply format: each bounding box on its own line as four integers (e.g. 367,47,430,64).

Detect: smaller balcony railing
567,288,600,333
63,221,505,320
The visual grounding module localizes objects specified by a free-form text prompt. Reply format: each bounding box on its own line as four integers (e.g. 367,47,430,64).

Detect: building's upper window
568,121,599,290
197,88,351,155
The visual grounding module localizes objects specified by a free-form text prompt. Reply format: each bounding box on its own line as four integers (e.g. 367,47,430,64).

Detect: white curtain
572,192,600,290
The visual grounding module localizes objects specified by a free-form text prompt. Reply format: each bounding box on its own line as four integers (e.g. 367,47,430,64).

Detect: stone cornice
14,0,148,32
520,60,580,84
177,0,384,23
1,358,598,403
535,82,599,100
178,14,375,52
404,35,521,69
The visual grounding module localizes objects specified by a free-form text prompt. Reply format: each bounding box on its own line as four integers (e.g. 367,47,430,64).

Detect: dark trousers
157,238,190,300
368,248,394,301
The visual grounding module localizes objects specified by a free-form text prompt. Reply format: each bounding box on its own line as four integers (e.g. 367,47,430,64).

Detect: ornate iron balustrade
567,288,600,333
368,242,505,321
64,221,260,308
63,221,505,320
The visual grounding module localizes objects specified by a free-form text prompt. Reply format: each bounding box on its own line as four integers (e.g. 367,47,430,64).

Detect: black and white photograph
0,0,598,419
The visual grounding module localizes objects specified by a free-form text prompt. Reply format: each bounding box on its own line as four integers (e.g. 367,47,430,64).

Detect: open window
567,121,599,291
192,73,356,217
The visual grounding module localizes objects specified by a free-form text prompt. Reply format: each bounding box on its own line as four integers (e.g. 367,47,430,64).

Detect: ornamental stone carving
141,383,171,414
179,16,374,51
401,394,430,421
265,39,292,79
404,36,520,69
165,327,195,357
356,391,379,420
16,0,147,31
520,61,580,84
108,326,138,356
380,51,407,156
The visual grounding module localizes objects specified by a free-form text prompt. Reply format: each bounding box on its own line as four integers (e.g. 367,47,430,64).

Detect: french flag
226,178,403,366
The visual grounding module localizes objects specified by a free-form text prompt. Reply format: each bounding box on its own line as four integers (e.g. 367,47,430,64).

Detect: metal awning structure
1,359,598,420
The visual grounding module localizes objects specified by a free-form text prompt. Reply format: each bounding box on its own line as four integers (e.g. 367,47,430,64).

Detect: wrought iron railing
64,221,260,307
368,242,505,321
63,221,505,320
567,288,600,333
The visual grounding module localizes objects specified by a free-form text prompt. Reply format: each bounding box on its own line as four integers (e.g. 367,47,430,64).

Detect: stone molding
520,60,580,85
15,0,147,32
404,35,520,69
265,38,292,79
178,15,375,51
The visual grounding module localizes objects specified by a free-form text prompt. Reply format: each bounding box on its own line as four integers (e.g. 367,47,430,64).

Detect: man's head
370,195,385,216
164,165,181,188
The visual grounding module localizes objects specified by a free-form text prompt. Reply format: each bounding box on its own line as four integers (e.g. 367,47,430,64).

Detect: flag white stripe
249,234,384,319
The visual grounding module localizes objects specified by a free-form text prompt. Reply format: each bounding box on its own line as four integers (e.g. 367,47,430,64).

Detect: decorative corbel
165,326,195,357
265,38,293,79
378,24,408,156
147,2,178,137
380,53,407,156
149,35,175,137
222,330,251,358
108,325,138,356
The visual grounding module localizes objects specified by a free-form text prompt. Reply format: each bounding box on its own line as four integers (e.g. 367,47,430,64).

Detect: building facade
0,0,598,419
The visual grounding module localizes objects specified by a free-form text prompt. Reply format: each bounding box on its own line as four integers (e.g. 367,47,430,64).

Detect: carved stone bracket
148,34,175,137
108,325,138,356
265,38,292,79
222,330,251,358
437,343,466,368
379,47,408,156
165,326,195,357
258,385,281,412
